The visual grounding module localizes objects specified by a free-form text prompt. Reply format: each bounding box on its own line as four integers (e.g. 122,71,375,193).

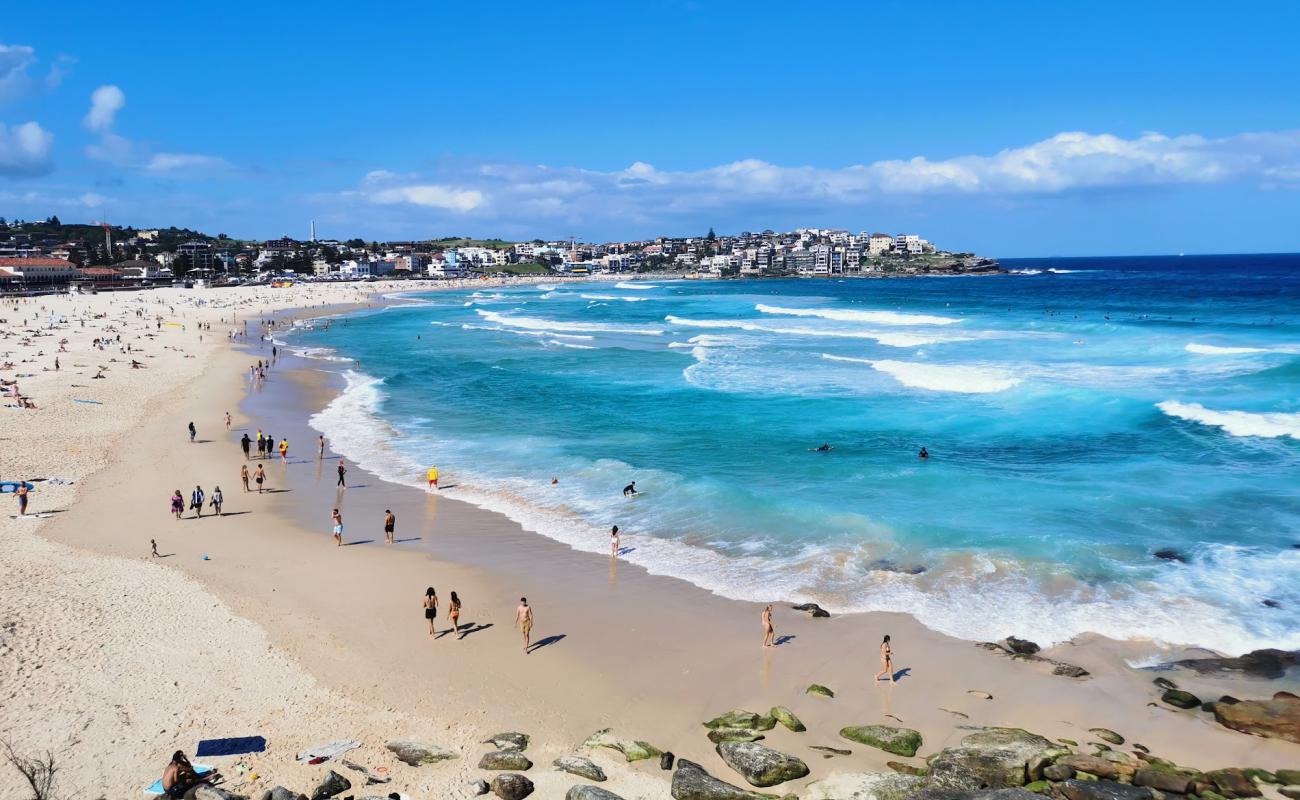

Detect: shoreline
4,283,1298,799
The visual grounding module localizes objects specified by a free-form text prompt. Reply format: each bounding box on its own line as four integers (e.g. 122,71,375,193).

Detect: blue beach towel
195,736,266,757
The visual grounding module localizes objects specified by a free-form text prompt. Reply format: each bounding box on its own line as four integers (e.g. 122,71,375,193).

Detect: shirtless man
332,508,343,546
383,509,396,544
515,597,534,653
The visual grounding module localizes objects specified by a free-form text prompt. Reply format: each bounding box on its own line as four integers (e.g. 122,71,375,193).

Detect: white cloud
0,120,54,177
366,183,485,212
83,84,125,132
145,153,231,173
0,42,69,102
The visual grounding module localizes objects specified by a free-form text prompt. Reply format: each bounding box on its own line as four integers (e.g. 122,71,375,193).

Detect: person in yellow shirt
278,439,288,463
427,466,439,490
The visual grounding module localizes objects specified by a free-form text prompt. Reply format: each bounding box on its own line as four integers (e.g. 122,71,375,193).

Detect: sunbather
161,751,219,799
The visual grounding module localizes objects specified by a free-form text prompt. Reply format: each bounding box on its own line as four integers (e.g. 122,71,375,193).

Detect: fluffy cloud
83,84,125,131
0,42,70,103
364,182,485,212
145,153,231,173
0,120,54,177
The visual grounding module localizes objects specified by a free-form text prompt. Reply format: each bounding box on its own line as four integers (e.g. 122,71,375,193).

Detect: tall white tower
310,220,317,242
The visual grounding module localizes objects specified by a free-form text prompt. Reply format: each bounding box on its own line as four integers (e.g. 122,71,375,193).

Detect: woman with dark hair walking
874,634,894,683
423,587,439,636
449,591,462,637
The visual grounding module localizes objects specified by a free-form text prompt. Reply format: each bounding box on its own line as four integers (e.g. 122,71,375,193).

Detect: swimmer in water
918,447,929,459
810,443,833,452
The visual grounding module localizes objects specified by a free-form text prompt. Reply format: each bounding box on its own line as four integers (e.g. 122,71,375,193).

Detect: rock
662,752,676,770
1058,739,1079,747
1278,787,1300,800
385,739,458,766
554,755,606,782
1241,768,1276,784
1206,768,1262,798
792,602,831,618
969,691,994,700
491,773,535,800
1160,689,1201,709
1005,637,1042,655
716,741,811,787
1153,549,1187,563
1166,649,1300,680
888,761,926,775
810,746,852,756
582,728,663,762
1060,757,1120,781
708,728,766,744
1044,765,1076,781
479,751,533,771
806,683,835,698
1153,678,1178,691
868,559,928,575
840,725,923,757
566,787,626,800
671,758,780,799
261,788,306,800
927,728,1062,789
309,771,351,800
340,759,389,785
1052,663,1091,678
802,771,926,800
770,706,806,733
484,732,530,752
1089,729,1124,746
1133,768,1194,794
1212,692,1300,743
194,786,248,800
1278,771,1300,785
1059,779,1153,800
471,779,491,795
705,710,765,729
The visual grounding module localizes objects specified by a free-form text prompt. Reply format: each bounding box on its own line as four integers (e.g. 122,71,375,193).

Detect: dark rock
1044,765,1076,781
1166,649,1300,680
1088,729,1123,746
483,732,530,752
194,786,248,800
1005,637,1042,655
715,741,809,787
804,772,926,800
1059,756,1119,781
927,728,1062,789
554,755,606,782
662,752,676,770
566,786,625,800
309,770,351,800
806,683,834,698
809,745,851,756
708,728,766,744
1133,768,1194,794
1153,677,1178,691
791,602,831,618
471,779,491,796
1277,787,1300,800
671,758,777,799
1219,695,1241,705
1212,692,1300,743
1206,768,1263,798
491,773,534,800
1277,770,1300,785
1153,549,1187,563
869,559,928,575
770,706,806,732
1059,779,1153,800
1052,663,1091,678
479,751,533,771
261,788,307,800
840,724,923,757
1161,689,1201,709
385,739,458,766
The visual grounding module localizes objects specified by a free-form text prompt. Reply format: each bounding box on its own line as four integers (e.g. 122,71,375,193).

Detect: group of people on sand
760,604,898,682
421,588,537,653
170,485,224,519
239,429,288,462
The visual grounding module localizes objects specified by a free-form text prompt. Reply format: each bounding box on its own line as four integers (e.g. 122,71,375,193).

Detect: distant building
867,233,893,256
177,241,216,271
0,257,79,285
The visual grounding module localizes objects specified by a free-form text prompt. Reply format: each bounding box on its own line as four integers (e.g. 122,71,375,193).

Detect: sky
2,0,1300,256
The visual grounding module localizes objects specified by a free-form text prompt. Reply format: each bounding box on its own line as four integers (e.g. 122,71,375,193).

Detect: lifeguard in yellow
427,466,439,490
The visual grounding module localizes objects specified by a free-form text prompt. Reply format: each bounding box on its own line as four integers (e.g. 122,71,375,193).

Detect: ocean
284,254,1300,655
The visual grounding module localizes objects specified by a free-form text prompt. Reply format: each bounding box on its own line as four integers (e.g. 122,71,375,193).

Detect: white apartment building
868,233,894,256
894,234,923,254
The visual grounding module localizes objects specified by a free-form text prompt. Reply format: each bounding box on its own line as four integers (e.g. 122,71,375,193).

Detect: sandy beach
2,282,1297,800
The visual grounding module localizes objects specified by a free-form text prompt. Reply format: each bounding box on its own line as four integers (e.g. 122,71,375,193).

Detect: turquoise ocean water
285,255,1300,654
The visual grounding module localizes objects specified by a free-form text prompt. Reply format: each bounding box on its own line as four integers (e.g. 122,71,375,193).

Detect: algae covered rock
582,728,663,762
385,739,458,766
715,741,810,787
840,725,923,757
554,755,606,782
671,758,781,799
806,684,835,698
479,751,533,771
770,706,806,733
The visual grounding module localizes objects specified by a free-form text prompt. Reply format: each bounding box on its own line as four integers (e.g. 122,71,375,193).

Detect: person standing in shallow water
610,525,620,556
762,604,775,648
874,634,895,683
331,508,343,546
423,587,438,636
337,459,347,487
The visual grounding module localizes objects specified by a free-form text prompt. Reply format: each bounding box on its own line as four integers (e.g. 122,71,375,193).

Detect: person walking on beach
427,466,438,490
449,591,462,637
384,509,395,544
254,464,266,493
151,538,159,558
515,597,534,653
423,587,438,636
210,486,224,516
331,508,343,546
762,604,775,648
224,411,231,431
241,433,251,460
256,430,264,457
278,438,288,463
188,421,197,443
190,485,205,518
337,459,347,488
171,489,184,520
240,464,250,492
318,434,325,459
16,482,28,516
874,634,895,683
610,525,620,556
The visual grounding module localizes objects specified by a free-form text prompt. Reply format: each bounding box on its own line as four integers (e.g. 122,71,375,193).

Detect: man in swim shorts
384,509,395,544
427,466,439,489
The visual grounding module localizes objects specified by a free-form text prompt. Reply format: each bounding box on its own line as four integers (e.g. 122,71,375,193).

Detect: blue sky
2,0,1300,256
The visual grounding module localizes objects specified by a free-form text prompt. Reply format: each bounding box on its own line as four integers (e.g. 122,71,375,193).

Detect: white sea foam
665,315,965,347
1185,342,1299,355
615,281,658,290
823,355,1021,393
546,339,596,349
477,309,664,336
1010,269,1044,275
1157,401,1300,440
580,293,648,302
756,303,961,326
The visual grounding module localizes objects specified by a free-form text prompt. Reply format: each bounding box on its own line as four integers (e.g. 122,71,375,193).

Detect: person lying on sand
161,750,219,799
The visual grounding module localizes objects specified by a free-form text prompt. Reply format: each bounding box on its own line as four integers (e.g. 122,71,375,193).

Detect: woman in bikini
449,591,462,637
423,587,439,636
240,464,250,492
874,634,894,683
762,604,775,648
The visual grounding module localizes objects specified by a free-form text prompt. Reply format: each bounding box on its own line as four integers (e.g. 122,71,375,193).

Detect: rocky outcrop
1212,692,1300,743
490,773,534,800
1166,649,1300,680
979,641,1090,679
1004,637,1041,655
566,787,625,800
1058,779,1152,800
1059,755,1120,781
1206,768,1263,798
1278,770,1300,785
770,706,806,732
554,755,607,782
309,771,350,800
260,788,307,800
792,602,831,618
715,741,810,787
385,739,458,766
708,728,765,744
807,684,835,698
582,728,664,762
479,751,533,771
1132,768,1194,794
927,728,1062,789
671,758,780,799
1088,729,1124,746
704,710,776,731
840,725,922,757
803,771,926,800
194,787,248,800
484,732,530,752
